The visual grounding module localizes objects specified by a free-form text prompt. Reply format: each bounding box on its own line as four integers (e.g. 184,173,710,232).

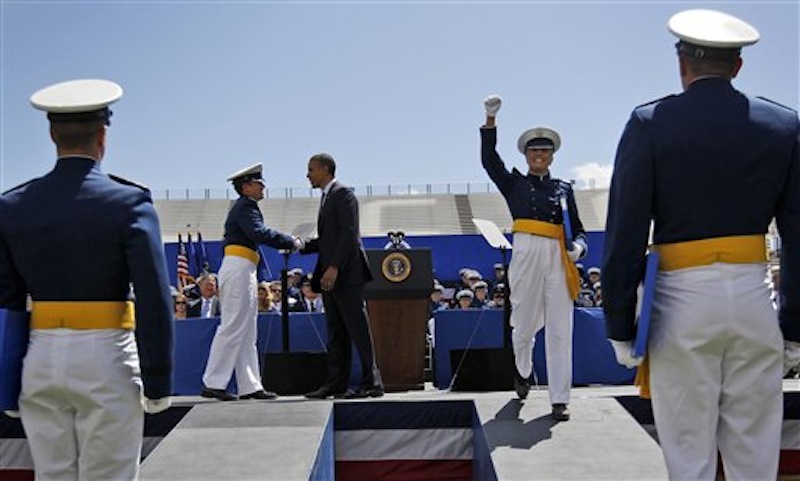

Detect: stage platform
3,382,798,480
136,382,800,481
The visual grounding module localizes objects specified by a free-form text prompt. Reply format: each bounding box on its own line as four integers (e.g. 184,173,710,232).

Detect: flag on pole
187,232,199,277
196,231,211,274
176,234,194,290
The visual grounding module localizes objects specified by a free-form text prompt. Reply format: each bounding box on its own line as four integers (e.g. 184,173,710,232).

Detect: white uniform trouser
650,263,782,480
203,255,263,394
19,329,144,481
509,232,573,404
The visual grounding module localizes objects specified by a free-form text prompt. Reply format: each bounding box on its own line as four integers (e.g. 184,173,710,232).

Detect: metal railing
150,179,603,201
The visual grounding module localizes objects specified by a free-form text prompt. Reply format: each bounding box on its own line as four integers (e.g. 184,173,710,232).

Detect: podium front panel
365,249,434,300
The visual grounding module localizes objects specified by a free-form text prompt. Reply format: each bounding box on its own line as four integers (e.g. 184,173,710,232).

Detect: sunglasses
175,301,187,306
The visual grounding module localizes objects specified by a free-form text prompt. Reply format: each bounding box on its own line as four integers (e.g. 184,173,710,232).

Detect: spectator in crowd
174,294,189,320
455,289,475,310
487,284,506,309
602,9,800,478
587,267,602,288
466,270,483,289
575,285,596,308
456,268,473,291
188,272,221,318
490,263,506,291
257,281,274,313
471,280,490,308
292,275,324,313
287,268,303,299
592,282,602,307
269,280,296,312
430,283,449,317
481,94,587,422
201,163,302,402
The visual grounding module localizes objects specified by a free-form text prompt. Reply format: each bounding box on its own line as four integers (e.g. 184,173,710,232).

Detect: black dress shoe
240,390,278,400
514,375,530,400
551,403,570,421
201,386,237,401
343,386,385,399
304,386,339,400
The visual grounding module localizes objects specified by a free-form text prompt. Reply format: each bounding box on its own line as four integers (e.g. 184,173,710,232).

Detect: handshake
279,237,306,255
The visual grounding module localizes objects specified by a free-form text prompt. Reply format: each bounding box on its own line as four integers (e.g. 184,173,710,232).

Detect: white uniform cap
227,163,264,183
587,267,601,275
30,79,122,124
472,280,488,290
668,9,759,51
456,289,474,300
517,127,561,154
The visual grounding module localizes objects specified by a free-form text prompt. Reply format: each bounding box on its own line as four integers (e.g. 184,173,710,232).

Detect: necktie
320,192,327,210
202,299,210,317
309,300,315,312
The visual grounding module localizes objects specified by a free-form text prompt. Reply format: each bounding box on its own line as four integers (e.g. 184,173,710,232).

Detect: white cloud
571,163,613,189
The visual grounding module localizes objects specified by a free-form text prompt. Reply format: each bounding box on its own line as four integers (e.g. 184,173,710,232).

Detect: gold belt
654,234,767,271
224,244,260,264
511,219,580,300
31,301,135,330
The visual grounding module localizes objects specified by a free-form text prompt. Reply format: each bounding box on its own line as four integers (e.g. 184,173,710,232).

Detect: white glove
609,340,643,369
785,341,800,376
3,410,20,418
293,237,305,251
143,397,171,414
567,240,586,263
484,95,502,117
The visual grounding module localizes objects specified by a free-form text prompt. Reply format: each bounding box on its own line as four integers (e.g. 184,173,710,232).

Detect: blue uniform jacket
223,196,295,251
602,77,800,342
480,127,587,244
0,157,174,398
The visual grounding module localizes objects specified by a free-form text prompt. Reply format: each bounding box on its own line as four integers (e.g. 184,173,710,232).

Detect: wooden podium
365,249,433,392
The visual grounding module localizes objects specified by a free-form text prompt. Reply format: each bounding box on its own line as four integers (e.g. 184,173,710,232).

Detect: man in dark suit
301,153,384,399
187,272,221,318
602,9,800,479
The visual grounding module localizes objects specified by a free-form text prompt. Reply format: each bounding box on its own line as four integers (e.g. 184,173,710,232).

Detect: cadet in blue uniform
602,10,800,479
0,79,174,480
480,96,587,421
201,163,301,401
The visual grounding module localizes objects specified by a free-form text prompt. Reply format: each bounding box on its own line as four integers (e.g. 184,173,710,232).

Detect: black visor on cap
47,108,112,126
675,41,741,60
526,138,555,150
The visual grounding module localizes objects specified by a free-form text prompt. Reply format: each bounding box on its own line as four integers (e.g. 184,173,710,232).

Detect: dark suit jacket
187,295,221,318
302,181,373,293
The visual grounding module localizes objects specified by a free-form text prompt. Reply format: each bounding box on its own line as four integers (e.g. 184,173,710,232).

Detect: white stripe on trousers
20,329,144,481
509,232,573,404
649,262,782,480
203,255,263,394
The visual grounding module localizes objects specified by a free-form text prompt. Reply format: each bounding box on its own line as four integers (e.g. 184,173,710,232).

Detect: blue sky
1,1,797,195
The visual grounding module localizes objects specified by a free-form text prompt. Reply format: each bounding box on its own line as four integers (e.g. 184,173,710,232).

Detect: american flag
177,234,194,290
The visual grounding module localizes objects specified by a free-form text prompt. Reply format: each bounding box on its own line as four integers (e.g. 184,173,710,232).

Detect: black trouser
321,283,382,391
